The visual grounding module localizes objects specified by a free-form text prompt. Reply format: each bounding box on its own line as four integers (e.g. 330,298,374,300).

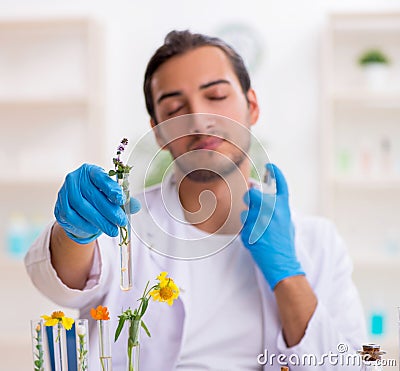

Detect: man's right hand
54,163,139,244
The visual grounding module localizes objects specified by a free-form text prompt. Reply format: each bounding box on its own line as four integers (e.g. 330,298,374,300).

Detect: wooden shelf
331,90,400,108
0,96,89,109
352,255,400,269
332,177,400,190
0,178,62,189
0,18,91,29
330,12,400,32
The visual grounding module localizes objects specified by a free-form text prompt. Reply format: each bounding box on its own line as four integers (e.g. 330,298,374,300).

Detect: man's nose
187,113,216,135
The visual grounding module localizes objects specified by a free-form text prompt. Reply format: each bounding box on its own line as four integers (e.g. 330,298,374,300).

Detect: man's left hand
240,163,305,290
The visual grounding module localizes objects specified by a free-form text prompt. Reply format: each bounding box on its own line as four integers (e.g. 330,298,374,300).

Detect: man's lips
191,136,224,150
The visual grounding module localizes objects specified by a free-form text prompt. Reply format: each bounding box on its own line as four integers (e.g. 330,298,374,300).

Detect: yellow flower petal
169,281,179,292
62,316,74,330
43,318,58,327
157,271,168,282
150,290,161,301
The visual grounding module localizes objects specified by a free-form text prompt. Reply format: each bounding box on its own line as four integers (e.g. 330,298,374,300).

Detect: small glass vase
30,319,49,371
127,319,140,371
75,319,89,371
52,322,68,371
118,172,133,291
97,319,113,371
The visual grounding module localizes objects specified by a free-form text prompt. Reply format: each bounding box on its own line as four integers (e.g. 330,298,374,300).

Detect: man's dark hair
143,30,251,123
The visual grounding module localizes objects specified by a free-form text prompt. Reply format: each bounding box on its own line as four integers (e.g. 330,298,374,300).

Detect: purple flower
110,138,131,177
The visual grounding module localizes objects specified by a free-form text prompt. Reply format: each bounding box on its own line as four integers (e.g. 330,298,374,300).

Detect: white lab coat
25,174,367,370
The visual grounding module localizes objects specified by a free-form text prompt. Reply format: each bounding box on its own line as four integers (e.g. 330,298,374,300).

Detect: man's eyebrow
157,91,182,105
200,79,230,89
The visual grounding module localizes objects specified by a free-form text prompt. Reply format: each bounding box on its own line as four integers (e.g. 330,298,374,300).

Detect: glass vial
127,319,141,371
52,322,68,371
30,319,49,371
75,319,89,371
97,319,113,371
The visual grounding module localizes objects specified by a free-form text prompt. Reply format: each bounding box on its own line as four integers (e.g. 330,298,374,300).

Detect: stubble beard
172,137,251,183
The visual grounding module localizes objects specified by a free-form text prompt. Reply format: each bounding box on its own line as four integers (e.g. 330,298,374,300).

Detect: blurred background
1,0,400,368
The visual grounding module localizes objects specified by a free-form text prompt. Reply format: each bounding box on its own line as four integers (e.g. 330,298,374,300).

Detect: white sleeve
24,221,113,309
275,217,367,370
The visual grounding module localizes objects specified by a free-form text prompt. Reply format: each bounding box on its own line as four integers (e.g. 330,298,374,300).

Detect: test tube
118,174,132,291
262,165,277,195
97,319,113,371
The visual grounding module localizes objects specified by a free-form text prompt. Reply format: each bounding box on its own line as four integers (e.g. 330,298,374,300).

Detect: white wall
0,0,399,213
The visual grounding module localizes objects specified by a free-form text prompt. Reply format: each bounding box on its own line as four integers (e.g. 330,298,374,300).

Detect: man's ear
150,118,167,149
246,88,259,126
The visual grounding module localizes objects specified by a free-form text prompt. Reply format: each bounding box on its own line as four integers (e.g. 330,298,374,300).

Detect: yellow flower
150,272,180,306
41,311,74,330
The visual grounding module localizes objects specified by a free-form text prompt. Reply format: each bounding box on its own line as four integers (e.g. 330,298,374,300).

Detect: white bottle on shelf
358,139,377,179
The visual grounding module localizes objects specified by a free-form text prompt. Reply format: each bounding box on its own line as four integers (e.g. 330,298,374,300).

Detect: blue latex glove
54,163,141,244
240,163,304,290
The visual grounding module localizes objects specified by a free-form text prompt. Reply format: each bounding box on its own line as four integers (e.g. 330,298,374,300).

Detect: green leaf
108,170,116,176
140,298,149,317
359,49,389,65
114,316,126,342
141,320,151,338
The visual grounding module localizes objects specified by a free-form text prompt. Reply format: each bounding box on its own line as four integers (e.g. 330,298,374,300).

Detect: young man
25,30,366,370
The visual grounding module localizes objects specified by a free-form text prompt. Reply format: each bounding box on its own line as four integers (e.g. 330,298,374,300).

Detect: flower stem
99,320,106,371
128,341,133,371
119,226,129,246
56,323,64,371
